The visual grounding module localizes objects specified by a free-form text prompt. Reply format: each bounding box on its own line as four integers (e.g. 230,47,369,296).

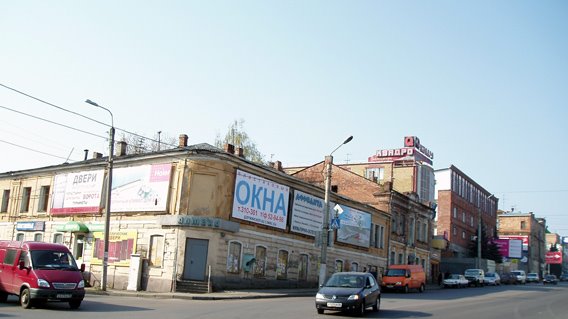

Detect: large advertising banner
50,170,105,215
494,239,523,258
499,235,529,251
545,251,563,264
290,190,325,237
232,170,289,230
336,205,371,248
91,230,137,267
111,163,172,212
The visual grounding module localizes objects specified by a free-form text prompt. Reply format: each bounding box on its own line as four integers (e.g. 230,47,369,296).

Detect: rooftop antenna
64,147,74,164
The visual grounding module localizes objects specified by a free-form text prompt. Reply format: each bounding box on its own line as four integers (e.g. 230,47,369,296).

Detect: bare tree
215,119,265,164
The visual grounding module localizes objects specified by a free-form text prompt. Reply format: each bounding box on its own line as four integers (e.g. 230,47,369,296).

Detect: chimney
273,160,282,171
92,152,103,159
224,143,235,154
236,147,244,157
178,134,188,147
117,141,127,156
84,149,89,161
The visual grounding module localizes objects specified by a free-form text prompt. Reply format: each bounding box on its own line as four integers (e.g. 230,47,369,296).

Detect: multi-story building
289,144,436,281
434,165,498,259
0,136,389,292
497,211,546,275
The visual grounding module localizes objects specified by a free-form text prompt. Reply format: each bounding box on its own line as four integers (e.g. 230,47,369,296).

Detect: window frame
226,241,242,274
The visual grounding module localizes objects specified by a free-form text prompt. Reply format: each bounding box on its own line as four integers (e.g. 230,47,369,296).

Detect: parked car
464,269,485,287
381,265,426,293
443,274,469,288
559,273,568,282
315,272,381,316
484,272,501,286
543,274,559,285
526,273,540,283
0,241,85,309
511,270,527,284
500,272,517,285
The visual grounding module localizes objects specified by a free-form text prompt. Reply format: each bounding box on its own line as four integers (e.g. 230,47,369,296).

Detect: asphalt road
0,283,566,319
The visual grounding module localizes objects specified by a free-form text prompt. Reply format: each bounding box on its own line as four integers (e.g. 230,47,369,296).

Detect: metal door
183,238,208,281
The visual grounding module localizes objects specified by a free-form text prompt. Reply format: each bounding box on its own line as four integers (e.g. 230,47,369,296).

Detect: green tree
215,119,265,164
468,224,503,263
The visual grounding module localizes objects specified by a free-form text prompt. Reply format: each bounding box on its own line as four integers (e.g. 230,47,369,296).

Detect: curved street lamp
319,136,353,286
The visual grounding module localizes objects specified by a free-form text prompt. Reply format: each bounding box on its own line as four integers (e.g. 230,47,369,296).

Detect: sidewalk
86,284,441,301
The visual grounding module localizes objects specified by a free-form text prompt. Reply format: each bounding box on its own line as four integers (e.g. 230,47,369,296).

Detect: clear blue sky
1,1,567,236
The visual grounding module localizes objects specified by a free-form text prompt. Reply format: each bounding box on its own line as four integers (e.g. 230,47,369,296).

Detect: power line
0,105,107,139
0,139,77,162
0,82,179,149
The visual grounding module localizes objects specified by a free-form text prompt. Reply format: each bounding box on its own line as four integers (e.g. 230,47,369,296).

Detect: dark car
559,273,568,282
500,272,517,285
315,272,381,316
543,274,558,285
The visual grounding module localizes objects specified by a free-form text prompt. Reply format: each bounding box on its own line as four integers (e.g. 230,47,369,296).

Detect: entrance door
183,238,209,281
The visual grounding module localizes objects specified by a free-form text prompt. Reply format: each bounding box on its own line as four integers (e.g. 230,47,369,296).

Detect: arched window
351,262,359,272
16,233,24,241
254,246,267,277
34,233,43,242
335,259,343,272
53,233,63,244
276,250,288,280
227,241,242,274
298,254,309,281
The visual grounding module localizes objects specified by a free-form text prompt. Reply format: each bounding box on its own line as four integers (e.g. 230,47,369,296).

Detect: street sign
333,204,344,216
545,251,563,264
330,218,341,230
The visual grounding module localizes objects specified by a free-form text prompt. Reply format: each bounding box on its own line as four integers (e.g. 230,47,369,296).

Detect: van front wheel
20,288,33,309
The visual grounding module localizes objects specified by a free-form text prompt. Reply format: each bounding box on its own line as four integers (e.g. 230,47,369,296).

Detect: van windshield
385,269,407,277
31,251,78,270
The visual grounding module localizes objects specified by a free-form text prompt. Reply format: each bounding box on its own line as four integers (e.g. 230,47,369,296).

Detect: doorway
183,238,209,281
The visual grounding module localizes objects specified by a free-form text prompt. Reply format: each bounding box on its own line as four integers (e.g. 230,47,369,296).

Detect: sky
1,1,567,236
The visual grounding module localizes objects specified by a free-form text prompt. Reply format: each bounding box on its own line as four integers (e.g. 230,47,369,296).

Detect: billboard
494,239,522,258
499,235,528,251
111,163,172,212
545,251,563,264
290,190,325,237
335,204,371,248
91,230,137,267
50,170,105,215
232,170,289,230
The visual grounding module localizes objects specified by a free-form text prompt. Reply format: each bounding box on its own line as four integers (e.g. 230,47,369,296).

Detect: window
365,167,384,182
521,221,527,230
378,225,385,248
351,262,359,272
298,254,309,281
335,259,343,273
462,231,466,239
331,185,338,193
254,246,267,277
149,235,164,267
471,216,474,227
453,207,457,218
38,186,50,212
452,226,457,236
20,187,32,213
34,233,43,242
390,251,395,265
423,223,428,242
3,249,17,265
16,233,24,241
227,241,242,273
370,224,376,247
74,235,85,259
1,190,9,213
398,253,404,265
417,221,422,242
462,212,466,223
276,250,288,280
53,233,63,244
391,213,398,233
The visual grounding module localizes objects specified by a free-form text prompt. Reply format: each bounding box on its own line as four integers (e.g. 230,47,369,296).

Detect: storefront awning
56,221,89,233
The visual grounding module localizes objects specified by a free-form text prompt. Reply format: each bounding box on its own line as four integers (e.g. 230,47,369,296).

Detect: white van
511,270,526,284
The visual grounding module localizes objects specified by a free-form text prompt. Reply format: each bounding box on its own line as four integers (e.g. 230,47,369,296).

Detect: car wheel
372,296,380,312
69,300,82,309
20,288,33,309
317,309,324,315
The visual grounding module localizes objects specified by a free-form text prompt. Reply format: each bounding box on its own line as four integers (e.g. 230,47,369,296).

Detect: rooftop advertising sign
232,170,289,230
368,136,433,164
50,170,105,215
111,163,172,212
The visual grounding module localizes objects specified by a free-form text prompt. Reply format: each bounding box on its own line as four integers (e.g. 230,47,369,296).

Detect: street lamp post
319,136,353,287
85,99,114,291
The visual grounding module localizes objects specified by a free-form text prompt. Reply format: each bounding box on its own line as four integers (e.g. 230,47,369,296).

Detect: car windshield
31,250,78,270
449,274,461,279
325,274,365,288
464,270,479,276
385,269,406,277
486,273,496,277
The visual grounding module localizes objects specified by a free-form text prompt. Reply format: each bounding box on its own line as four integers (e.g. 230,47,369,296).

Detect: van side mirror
18,260,27,270
80,263,86,272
